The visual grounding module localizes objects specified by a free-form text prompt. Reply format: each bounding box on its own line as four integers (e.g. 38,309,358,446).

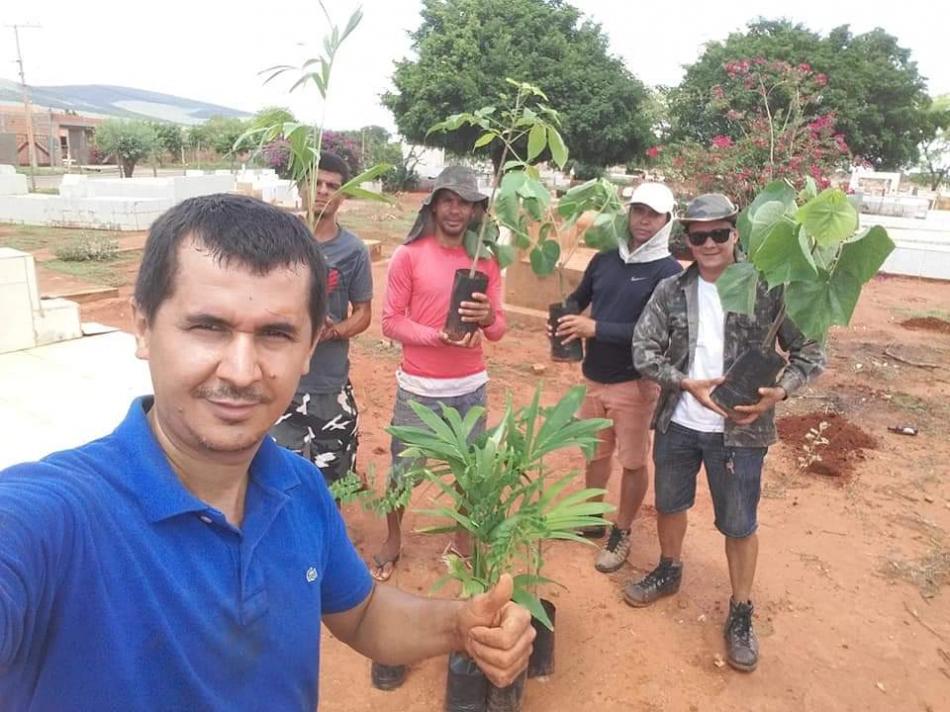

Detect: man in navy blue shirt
552,183,682,574
0,194,533,710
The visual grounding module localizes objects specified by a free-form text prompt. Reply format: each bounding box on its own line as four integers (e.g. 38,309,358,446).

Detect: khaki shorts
580,377,660,470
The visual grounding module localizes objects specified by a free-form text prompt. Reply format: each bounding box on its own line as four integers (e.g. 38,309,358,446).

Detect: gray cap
406,166,489,243
680,193,739,224
422,166,489,206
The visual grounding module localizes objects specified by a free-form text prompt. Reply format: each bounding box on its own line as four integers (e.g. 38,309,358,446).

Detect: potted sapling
389,384,612,712
427,79,569,342
712,178,895,409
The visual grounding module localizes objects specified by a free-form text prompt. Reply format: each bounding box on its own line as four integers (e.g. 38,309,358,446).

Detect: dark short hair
134,193,327,334
318,151,350,184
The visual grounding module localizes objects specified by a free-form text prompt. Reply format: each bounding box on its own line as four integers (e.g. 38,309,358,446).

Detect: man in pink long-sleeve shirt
371,167,506,591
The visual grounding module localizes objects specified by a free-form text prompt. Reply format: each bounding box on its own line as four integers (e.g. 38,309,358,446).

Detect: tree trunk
122,159,135,178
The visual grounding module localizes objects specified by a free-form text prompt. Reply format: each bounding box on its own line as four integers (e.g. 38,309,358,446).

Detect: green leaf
490,243,517,268
527,123,547,161
784,270,860,341
529,240,560,275
716,262,759,315
834,225,895,284
748,201,789,258
473,132,496,149
798,176,819,202
511,589,553,630
796,188,859,246
751,221,818,288
739,180,797,252
547,127,568,168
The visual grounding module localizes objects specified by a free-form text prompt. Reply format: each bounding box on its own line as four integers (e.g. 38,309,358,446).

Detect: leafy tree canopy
94,119,159,177
668,19,933,169
383,0,652,169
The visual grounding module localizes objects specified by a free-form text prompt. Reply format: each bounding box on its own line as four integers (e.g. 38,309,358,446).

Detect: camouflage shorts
271,382,359,485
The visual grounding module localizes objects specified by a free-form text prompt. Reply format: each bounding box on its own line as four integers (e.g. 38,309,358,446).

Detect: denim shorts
653,421,767,538
389,385,487,486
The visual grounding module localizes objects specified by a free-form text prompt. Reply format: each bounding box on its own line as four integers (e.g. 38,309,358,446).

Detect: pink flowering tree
661,59,850,204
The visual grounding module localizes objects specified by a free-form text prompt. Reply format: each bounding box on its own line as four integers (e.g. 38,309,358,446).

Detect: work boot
595,525,631,573
622,557,682,607
723,599,759,672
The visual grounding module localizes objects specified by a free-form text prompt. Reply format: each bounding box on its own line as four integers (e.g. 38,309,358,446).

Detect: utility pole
7,24,41,192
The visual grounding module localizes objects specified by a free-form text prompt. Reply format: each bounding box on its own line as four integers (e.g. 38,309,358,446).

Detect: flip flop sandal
371,552,400,582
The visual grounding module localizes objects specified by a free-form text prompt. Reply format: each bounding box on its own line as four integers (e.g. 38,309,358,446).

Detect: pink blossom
711,85,725,100
725,109,745,121
814,73,828,87
646,146,661,159
798,63,812,73
711,135,734,149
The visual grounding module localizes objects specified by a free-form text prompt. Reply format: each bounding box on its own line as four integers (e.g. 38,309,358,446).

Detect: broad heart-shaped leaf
739,180,797,252
547,126,568,168
489,242,517,268
750,220,817,288
716,262,759,315
527,123,547,161
796,188,859,247
748,201,789,258
582,212,627,251
529,239,560,275
784,268,862,341
495,172,527,229
835,225,895,284
798,176,819,203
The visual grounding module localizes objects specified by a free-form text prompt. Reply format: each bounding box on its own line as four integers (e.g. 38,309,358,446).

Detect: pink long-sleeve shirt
382,235,506,379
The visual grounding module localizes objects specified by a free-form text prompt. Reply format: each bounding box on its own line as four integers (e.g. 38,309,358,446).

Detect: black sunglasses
687,228,733,246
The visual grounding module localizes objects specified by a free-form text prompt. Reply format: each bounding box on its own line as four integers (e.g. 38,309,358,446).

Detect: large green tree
667,20,932,169
94,119,159,177
383,0,652,169
917,95,950,189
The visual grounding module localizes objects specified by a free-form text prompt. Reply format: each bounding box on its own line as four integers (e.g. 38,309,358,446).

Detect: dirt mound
900,316,950,334
777,412,878,477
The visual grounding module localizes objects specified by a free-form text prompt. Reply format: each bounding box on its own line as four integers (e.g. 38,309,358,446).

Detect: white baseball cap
627,182,676,215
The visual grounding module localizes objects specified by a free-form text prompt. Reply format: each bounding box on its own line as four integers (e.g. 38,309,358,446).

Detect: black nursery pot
711,347,787,411
444,269,490,341
370,661,407,691
548,301,584,362
444,651,488,712
527,599,556,678
485,668,527,712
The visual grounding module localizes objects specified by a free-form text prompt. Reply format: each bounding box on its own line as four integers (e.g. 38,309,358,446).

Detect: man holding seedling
270,152,373,488
371,166,507,585
627,193,824,671
0,194,533,710
552,182,682,574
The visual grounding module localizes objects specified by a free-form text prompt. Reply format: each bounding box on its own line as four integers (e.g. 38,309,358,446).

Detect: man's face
431,189,476,239
686,219,738,276
627,203,669,247
133,238,316,457
303,169,345,219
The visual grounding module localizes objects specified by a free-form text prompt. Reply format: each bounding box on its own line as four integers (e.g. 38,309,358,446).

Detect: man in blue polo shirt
0,194,533,710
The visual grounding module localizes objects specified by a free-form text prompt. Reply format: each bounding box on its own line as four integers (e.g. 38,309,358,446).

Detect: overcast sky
2,0,946,132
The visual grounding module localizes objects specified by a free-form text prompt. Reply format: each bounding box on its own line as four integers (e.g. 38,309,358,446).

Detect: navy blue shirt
0,398,373,711
569,250,682,383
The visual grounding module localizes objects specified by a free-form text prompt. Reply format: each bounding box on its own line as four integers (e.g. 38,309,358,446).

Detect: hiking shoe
724,599,759,672
622,558,682,607
595,526,631,573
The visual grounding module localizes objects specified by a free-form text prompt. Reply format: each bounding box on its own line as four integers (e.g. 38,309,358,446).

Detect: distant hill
0,79,251,125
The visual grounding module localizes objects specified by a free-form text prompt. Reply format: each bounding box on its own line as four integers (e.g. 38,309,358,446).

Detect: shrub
54,234,119,262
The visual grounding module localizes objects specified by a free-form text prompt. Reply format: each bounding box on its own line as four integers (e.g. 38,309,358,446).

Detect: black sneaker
622,558,682,607
724,599,759,672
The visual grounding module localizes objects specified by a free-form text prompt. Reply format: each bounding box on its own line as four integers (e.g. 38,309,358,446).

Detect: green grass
0,226,125,254
43,250,141,288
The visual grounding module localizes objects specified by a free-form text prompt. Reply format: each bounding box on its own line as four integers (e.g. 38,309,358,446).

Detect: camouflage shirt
632,262,825,447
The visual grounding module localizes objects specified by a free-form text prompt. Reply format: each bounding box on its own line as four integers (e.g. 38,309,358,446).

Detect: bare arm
323,574,534,687
324,301,371,341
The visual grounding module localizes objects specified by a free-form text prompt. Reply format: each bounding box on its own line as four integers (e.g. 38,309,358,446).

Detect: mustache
195,384,267,404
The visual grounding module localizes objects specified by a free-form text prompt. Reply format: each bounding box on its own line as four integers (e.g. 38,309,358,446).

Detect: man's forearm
330,584,465,665
327,303,372,341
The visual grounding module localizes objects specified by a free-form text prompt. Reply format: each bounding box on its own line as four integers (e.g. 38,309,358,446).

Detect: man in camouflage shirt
625,194,824,672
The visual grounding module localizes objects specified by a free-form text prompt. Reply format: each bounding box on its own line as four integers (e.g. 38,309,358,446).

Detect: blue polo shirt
0,398,374,711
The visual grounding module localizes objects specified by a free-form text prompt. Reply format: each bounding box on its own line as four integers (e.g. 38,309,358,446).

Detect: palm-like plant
388,385,612,628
